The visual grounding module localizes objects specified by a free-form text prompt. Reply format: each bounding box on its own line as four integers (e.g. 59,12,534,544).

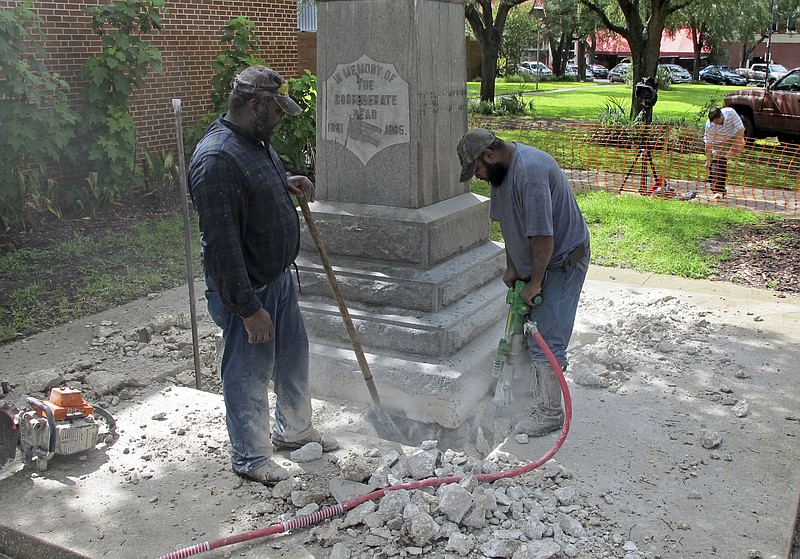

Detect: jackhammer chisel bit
493,280,539,406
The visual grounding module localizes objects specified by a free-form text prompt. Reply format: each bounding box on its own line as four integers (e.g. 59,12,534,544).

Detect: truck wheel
739,113,757,146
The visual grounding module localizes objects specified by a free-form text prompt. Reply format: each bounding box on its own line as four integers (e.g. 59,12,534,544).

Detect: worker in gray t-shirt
457,128,590,437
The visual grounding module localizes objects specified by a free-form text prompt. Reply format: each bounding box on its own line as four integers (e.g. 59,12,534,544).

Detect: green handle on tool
507,279,542,318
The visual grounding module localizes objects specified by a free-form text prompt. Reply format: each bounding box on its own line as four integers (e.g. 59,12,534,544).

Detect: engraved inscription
323,55,410,165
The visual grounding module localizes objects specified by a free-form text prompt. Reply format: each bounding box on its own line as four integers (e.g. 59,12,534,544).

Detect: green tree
728,0,799,66
501,7,541,73
466,0,530,103
0,1,76,231
541,0,600,77
578,0,696,118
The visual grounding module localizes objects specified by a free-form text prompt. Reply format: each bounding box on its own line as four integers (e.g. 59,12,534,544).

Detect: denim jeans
205,269,312,471
525,243,590,369
709,156,728,194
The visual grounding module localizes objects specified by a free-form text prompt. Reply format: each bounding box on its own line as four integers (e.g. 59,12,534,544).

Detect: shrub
272,71,318,178
210,17,265,113
468,92,533,117
0,1,76,232
75,0,165,209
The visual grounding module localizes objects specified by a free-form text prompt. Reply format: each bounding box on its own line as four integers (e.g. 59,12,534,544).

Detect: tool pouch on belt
560,242,587,272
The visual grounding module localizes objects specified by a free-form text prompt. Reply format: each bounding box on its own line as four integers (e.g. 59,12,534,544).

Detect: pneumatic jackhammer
492,280,542,406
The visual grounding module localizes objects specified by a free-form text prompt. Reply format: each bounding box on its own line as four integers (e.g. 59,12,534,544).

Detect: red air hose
159,325,572,559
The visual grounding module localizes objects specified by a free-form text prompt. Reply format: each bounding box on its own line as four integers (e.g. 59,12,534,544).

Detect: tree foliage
76,0,165,207
210,17,266,113
541,0,601,77
500,7,542,73
465,0,530,103
0,1,76,231
578,0,695,118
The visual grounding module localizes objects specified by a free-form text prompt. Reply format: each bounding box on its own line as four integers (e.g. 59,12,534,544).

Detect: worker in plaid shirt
189,66,338,486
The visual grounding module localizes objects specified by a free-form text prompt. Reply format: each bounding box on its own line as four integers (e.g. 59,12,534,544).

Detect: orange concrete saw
0,386,117,471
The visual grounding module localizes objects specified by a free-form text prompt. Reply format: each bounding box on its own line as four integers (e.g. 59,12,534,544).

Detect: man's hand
522,280,543,307
242,308,274,343
288,175,315,203
704,159,712,170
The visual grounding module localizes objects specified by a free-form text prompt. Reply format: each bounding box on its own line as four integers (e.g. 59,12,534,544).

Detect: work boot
515,361,564,437
271,426,339,452
233,459,291,485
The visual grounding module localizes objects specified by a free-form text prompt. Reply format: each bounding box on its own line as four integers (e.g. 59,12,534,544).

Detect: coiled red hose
159,326,571,559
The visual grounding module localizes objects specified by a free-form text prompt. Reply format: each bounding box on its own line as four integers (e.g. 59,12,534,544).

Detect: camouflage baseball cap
232,66,302,115
457,128,496,182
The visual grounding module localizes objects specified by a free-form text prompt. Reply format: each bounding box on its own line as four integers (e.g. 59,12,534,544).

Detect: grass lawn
468,186,769,279
467,80,604,97
469,82,761,123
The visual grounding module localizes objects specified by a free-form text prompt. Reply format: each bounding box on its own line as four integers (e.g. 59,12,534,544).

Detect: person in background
457,129,590,436
704,107,745,200
189,66,338,485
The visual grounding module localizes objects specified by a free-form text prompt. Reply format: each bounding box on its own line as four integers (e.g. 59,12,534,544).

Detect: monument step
308,318,507,428
300,276,507,359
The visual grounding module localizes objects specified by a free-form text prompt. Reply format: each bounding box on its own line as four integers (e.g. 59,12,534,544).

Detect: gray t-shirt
489,143,588,278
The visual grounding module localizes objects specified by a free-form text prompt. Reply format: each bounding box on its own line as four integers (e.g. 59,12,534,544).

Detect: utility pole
765,0,775,68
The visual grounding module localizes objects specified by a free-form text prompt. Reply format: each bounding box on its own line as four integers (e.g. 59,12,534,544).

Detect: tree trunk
690,24,703,80
479,39,499,102
626,16,665,118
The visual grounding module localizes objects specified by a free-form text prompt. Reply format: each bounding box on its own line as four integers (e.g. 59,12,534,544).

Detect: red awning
594,28,710,57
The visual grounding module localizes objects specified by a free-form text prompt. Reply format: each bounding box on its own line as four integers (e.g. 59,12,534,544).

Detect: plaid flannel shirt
188,116,299,317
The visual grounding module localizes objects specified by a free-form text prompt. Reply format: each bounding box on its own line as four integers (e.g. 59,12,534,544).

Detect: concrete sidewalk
0,267,798,559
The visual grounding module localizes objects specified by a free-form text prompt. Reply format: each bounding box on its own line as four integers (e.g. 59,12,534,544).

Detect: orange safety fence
468,117,800,217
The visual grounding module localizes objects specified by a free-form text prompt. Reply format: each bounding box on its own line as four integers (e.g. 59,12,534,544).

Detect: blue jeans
205,269,312,471
525,243,590,369
709,156,728,194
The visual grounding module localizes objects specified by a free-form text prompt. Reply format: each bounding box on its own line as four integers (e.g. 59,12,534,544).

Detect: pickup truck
724,67,800,144
736,63,789,85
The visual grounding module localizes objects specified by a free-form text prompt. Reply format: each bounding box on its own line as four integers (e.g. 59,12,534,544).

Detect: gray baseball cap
457,128,496,182
232,66,302,115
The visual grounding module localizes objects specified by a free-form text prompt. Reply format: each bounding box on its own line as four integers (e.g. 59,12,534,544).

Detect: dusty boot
515,361,564,437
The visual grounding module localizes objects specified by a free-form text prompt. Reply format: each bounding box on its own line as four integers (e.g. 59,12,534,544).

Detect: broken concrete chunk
438,483,473,524
700,429,722,449
401,503,439,546
557,513,585,538
732,399,749,417
290,441,323,462
406,447,441,480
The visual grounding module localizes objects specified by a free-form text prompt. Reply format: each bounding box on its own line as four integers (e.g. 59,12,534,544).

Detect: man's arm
704,123,714,169
523,235,554,306
502,249,519,288
729,128,745,158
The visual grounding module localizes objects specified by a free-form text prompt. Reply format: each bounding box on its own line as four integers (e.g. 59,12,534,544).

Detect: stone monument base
306,318,506,429
297,195,507,427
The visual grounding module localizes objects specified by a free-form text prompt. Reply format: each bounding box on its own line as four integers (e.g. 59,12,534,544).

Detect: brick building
2,0,301,158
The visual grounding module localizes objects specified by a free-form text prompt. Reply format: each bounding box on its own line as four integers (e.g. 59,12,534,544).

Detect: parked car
736,63,789,85
658,64,692,84
724,67,800,144
565,64,594,79
608,62,631,83
589,63,609,78
517,61,553,77
699,65,748,86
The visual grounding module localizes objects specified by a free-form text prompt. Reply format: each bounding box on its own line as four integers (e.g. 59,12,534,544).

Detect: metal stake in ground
299,199,407,444
172,99,202,390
